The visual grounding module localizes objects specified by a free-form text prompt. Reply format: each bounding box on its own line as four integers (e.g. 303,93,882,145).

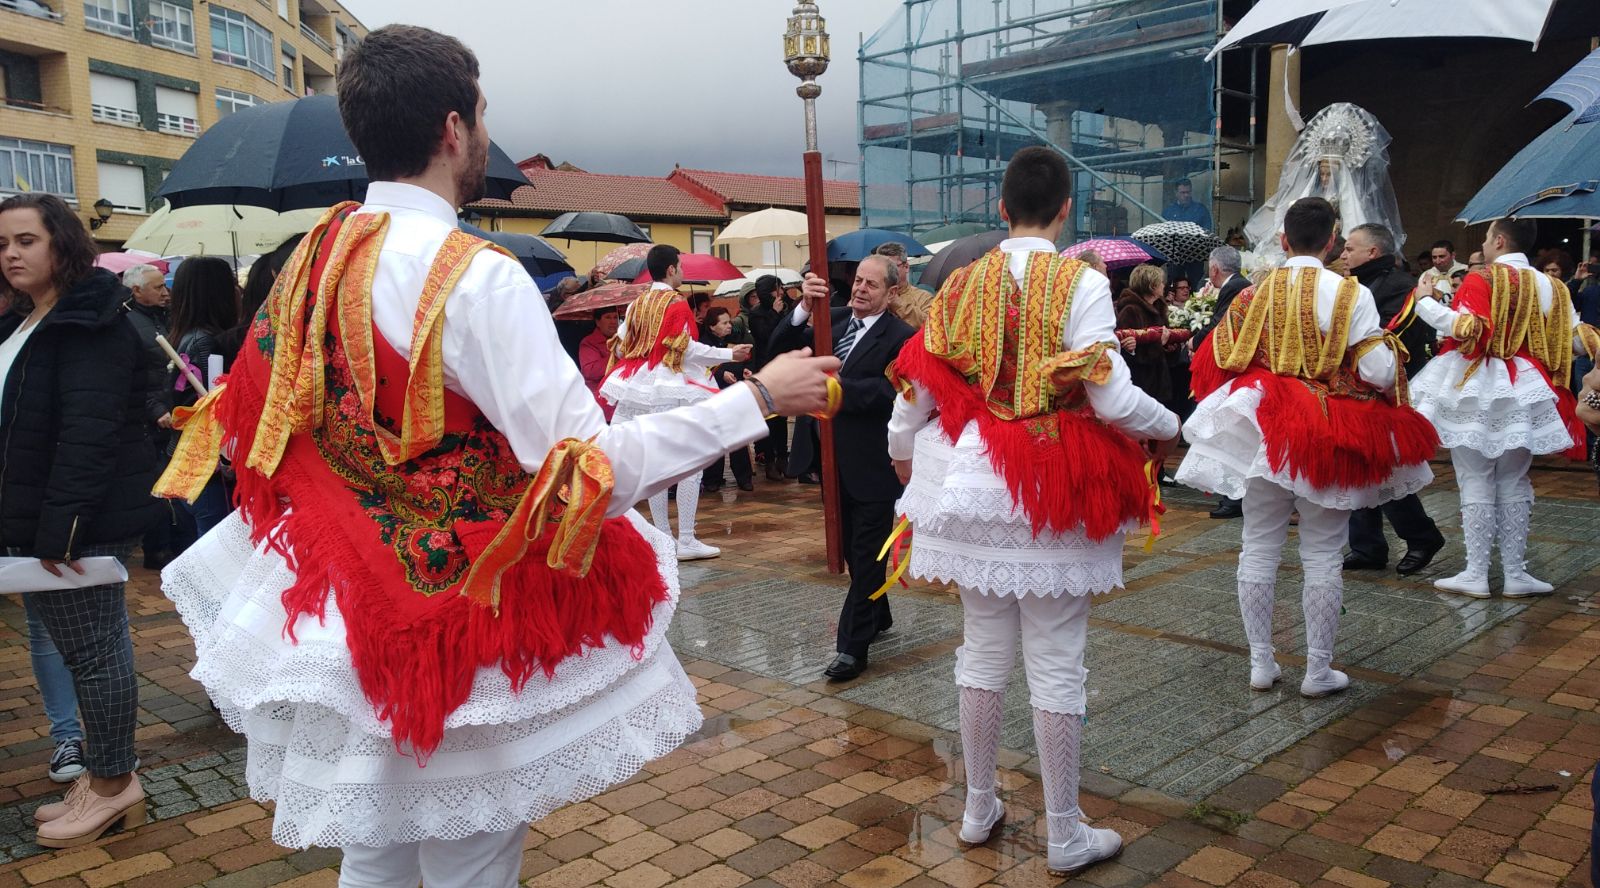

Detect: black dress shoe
823,653,867,682
765,463,785,483
1396,540,1444,576
1343,552,1386,571
798,472,821,485
737,480,755,492
1209,499,1242,519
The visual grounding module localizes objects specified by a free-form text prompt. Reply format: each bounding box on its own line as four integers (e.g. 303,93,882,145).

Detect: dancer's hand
1148,433,1179,465
894,458,913,486
730,344,753,362
752,349,842,416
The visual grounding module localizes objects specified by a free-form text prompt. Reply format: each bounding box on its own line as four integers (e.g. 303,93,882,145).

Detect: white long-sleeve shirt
1279,255,1397,391
1414,252,1588,356
359,183,766,517
887,237,1179,460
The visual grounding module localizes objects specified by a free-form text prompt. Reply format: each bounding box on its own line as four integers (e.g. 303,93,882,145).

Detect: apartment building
0,0,367,244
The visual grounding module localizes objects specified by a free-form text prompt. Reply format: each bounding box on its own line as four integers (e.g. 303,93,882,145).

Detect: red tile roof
472,168,727,222
669,168,860,213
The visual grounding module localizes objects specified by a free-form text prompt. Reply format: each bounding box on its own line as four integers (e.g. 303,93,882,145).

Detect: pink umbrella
634,253,745,284
94,252,170,274
1061,237,1168,270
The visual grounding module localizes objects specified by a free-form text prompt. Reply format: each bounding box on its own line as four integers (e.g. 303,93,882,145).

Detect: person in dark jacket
700,307,754,492
1197,246,1251,519
167,257,240,538
1339,223,1446,575
214,234,303,370
744,275,790,482
0,192,157,847
118,264,192,568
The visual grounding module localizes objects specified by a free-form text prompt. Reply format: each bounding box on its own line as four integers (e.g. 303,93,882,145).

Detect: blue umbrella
1456,110,1599,223
1534,46,1600,126
826,229,930,263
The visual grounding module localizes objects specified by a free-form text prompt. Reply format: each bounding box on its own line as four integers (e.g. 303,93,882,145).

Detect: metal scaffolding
858,0,1261,241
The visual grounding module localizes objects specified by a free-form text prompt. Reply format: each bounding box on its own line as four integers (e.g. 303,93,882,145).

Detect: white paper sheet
0,557,129,594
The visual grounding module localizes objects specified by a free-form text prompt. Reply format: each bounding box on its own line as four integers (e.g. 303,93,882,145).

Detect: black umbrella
606,257,645,281
540,212,651,244
155,95,529,212
1130,222,1223,265
917,230,1008,291
459,222,573,278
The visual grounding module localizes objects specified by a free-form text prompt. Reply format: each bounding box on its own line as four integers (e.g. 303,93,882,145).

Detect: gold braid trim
152,383,230,502
1211,267,1368,385
461,437,615,613
1041,342,1116,389
660,329,691,374
1577,323,1600,363
1351,333,1411,406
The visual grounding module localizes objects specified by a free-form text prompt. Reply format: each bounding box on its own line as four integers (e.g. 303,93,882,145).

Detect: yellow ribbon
460,436,614,614
1142,460,1163,553
152,382,230,504
870,515,913,600
809,375,843,420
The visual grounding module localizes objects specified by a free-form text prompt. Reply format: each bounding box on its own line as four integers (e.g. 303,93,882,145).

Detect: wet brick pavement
0,452,1594,886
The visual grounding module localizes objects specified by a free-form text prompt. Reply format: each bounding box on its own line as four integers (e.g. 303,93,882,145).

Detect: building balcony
298,19,332,53
91,104,141,127
156,113,199,136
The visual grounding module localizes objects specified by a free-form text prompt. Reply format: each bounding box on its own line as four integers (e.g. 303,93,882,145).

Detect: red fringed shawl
1192,267,1438,490
889,250,1152,542
157,205,667,761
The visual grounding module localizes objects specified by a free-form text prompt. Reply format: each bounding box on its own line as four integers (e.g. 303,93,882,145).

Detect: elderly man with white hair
117,264,185,567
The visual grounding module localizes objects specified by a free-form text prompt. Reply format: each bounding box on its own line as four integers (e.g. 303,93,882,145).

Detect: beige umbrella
714,208,814,242
127,202,325,257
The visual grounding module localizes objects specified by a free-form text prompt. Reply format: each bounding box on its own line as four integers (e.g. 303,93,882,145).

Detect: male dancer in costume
1410,217,1597,598
887,147,1179,875
156,27,835,888
1177,197,1436,698
602,244,752,560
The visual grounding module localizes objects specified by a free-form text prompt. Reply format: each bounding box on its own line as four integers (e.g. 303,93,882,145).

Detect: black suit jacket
769,306,915,502
1196,274,1250,349
1352,255,1431,377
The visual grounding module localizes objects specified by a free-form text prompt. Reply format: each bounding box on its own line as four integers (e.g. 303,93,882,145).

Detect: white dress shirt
790,300,887,341
1278,255,1396,391
887,236,1178,459
356,182,767,517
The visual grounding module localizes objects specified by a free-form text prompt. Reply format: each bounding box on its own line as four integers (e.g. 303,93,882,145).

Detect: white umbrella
126,203,326,257
714,208,812,242
1207,0,1559,61
713,267,804,297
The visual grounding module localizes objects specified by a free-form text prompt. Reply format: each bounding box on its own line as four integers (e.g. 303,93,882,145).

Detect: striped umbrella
1535,46,1600,127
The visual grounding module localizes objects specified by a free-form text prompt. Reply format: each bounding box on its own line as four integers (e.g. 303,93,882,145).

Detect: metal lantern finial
784,2,830,100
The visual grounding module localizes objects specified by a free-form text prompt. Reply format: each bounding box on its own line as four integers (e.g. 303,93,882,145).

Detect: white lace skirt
601,365,717,421
1409,351,1575,457
162,511,702,849
895,423,1127,598
1176,381,1434,511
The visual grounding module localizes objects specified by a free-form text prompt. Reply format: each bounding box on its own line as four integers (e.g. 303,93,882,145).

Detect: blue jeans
22,592,83,746
182,474,234,539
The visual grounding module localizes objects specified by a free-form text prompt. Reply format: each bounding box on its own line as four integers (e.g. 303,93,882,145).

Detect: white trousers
338,825,527,888
1452,447,1533,506
954,588,1090,715
1238,477,1349,585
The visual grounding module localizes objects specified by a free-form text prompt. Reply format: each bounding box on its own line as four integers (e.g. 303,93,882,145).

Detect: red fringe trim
1237,370,1439,491
1188,337,1230,401
893,332,1149,541
217,340,668,762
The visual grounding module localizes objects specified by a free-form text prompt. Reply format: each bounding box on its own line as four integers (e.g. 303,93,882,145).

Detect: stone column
1265,44,1301,197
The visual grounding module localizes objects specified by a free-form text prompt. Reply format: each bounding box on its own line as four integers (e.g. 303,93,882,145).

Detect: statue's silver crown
1303,102,1378,167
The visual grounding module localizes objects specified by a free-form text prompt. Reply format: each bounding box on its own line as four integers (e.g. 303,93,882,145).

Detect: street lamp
88,198,114,231
784,2,844,575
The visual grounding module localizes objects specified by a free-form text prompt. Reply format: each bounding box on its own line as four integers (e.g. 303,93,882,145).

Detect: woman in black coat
742,276,789,481
0,192,157,846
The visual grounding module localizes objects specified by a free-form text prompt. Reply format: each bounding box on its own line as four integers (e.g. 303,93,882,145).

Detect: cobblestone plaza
0,456,1593,886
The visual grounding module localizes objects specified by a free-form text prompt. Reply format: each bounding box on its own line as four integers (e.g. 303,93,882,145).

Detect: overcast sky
340,0,903,180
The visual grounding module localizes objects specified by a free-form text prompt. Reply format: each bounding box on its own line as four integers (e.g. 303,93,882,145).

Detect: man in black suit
1195,245,1251,519
1339,223,1446,575
771,255,915,682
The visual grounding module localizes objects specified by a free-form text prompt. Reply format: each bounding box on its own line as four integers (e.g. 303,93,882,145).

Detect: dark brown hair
169,256,239,344
1284,197,1337,254
336,25,481,181
1491,217,1538,255
703,306,731,329
646,244,681,282
0,192,98,311
1002,146,1072,229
